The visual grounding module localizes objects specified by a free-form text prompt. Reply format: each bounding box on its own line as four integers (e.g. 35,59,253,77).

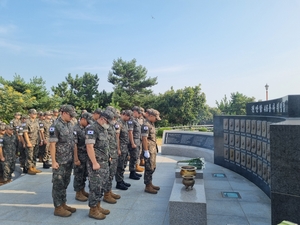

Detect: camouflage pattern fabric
128,117,141,172
41,119,52,162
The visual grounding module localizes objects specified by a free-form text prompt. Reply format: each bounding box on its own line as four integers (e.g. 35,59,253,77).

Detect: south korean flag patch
143,126,148,131
115,124,120,129
49,127,55,132
87,130,94,135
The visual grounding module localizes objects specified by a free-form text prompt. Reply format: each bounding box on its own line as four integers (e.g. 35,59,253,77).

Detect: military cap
53,108,59,113
106,106,119,118
28,109,37,114
81,109,87,114
80,112,93,124
5,124,14,130
60,105,77,117
149,109,161,121
44,111,52,116
38,111,44,116
0,124,6,131
139,107,144,114
132,106,140,113
101,110,114,124
21,115,29,119
123,109,133,117
14,112,21,116
93,108,102,115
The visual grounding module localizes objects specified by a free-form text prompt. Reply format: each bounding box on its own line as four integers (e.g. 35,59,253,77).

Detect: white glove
144,150,150,158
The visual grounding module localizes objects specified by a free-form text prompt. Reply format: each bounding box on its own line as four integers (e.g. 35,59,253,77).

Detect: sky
0,0,300,107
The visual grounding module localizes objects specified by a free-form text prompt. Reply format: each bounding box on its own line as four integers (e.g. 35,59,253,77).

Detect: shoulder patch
115,124,120,129
39,123,44,127
49,127,55,132
143,126,149,131
73,131,77,135
128,121,133,124
87,130,94,135
0,139,3,142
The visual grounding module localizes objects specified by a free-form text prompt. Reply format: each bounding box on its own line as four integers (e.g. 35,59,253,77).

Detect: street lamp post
265,84,269,101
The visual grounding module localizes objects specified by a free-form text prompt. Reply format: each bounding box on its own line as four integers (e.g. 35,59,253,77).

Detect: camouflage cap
21,115,29,119
61,105,77,117
53,108,59,113
80,112,93,124
44,111,52,116
149,109,161,121
81,109,87,114
93,108,102,115
5,124,14,130
28,109,37,114
0,124,6,131
139,107,144,114
14,112,21,116
106,106,119,118
132,106,140,113
123,109,133,117
101,110,114,124
38,111,44,116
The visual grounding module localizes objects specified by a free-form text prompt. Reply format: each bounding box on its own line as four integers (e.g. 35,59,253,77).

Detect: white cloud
0,24,17,35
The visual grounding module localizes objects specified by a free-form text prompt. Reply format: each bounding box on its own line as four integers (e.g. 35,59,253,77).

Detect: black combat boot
116,182,128,190
43,162,50,169
135,172,142,178
129,171,140,180
23,167,28,174
122,180,131,187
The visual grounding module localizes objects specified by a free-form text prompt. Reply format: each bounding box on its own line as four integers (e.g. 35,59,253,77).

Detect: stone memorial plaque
267,122,271,139
246,120,251,133
165,133,181,144
229,119,234,131
256,121,261,136
251,139,256,153
229,134,234,146
261,121,267,137
230,149,235,161
262,142,267,159
235,135,240,148
203,137,214,149
252,157,257,173
235,150,240,163
246,154,252,169
192,136,206,146
224,133,229,145
267,144,271,162
267,166,271,184
180,134,194,145
263,163,268,181
246,137,251,151
240,136,245,149
240,119,245,133
235,119,240,132
256,140,262,156
257,159,263,177
241,152,246,166
224,147,229,159
223,118,228,130
251,120,257,134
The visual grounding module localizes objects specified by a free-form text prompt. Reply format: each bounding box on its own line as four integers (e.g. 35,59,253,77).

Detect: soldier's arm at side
116,133,121,156
0,146,4,161
74,144,80,165
23,132,32,148
49,142,59,169
86,144,100,170
128,130,136,148
142,136,148,151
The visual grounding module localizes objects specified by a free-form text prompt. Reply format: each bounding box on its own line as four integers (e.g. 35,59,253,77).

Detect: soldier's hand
43,140,47,145
0,156,5,162
27,142,32,148
74,160,81,166
52,162,59,170
93,162,100,170
117,149,121,156
132,143,137,149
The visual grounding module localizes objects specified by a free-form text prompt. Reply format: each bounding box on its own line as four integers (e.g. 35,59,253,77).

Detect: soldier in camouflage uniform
39,111,52,169
137,107,145,167
102,107,120,204
73,112,92,202
38,111,45,163
91,108,102,122
18,115,28,170
141,109,161,194
49,105,77,217
10,112,21,157
23,109,41,175
0,125,18,185
128,106,143,180
51,109,59,123
0,124,6,183
85,110,113,220
115,110,132,190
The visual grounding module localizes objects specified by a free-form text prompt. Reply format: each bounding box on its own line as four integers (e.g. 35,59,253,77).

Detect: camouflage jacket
74,123,88,162
40,119,52,140
49,117,75,164
23,118,40,144
2,133,18,160
107,122,118,158
141,119,156,153
115,119,129,146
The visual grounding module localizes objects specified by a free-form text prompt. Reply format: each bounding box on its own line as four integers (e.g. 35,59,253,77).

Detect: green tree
155,85,207,126
108,58,157,109
216,92,255,115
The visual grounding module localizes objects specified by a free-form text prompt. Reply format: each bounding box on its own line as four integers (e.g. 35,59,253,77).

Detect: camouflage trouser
143,150,157,185
52,161,73,207
19,143,26,167
87,160,109,207
73,160,88,192
39,144,46,160
115,152,128,183
136,142,143,165
128,139,140,172
103,157,118,192
42,143,50,162
1,159,15,181
25,144,39,168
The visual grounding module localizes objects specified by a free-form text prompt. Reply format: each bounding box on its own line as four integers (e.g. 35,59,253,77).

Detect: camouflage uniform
73,123,89,192
85,121,110,207
115,118,130,183
23,116,40,168
137,116,145,165
141,119,157,185
128,117,141,172
40,118,52,162
18,117,28,167
38,115,46,161
103,121,118,192
49,117,75,207
1,131,18,181
10,117,21,156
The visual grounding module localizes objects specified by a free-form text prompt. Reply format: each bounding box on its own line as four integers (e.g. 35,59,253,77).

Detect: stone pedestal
270,120,300,225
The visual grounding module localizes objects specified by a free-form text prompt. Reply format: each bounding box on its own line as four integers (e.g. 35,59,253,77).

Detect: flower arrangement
177,157,206,170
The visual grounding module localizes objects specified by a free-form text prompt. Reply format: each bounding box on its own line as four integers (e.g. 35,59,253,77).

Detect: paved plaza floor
0,152,270,225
